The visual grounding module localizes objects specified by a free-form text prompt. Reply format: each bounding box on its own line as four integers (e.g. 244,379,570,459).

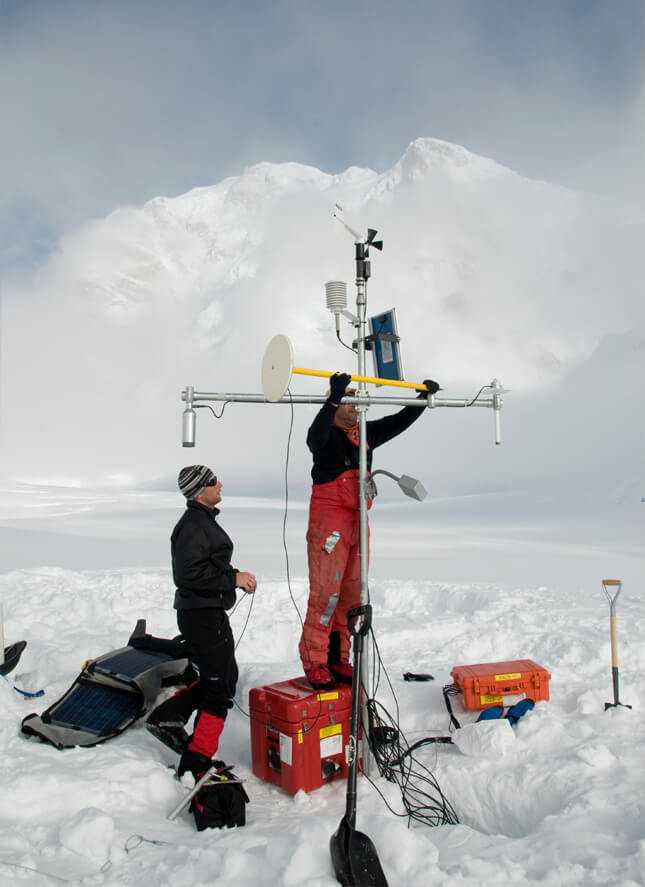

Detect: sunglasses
204,477,218,487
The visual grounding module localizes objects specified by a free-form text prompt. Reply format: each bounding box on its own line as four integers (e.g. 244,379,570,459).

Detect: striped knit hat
178,465,216,500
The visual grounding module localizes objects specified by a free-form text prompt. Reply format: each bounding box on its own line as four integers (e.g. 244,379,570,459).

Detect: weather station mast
182,207,504,640
178,210,505,886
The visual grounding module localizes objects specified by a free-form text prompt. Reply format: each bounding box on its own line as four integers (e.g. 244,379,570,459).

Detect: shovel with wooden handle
602,579,631,711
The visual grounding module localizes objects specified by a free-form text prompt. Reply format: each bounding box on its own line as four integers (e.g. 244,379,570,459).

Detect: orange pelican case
450,659,551,710
249,677,357,795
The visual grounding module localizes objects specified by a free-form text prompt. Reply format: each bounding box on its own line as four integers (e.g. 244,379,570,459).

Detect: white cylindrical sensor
325,281,347,313
182,408,196,447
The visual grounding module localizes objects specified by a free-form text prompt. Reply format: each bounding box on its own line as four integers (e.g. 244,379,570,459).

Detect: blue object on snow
505,698,535,726
476,705,504,722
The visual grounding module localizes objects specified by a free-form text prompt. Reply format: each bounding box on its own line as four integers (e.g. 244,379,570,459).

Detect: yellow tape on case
480,694,504,705
319,723,343,739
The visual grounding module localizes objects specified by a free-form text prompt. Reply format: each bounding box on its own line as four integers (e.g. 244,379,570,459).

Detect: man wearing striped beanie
146,465,257,780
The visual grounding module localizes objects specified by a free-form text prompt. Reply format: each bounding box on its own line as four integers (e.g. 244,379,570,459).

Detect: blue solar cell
51,683,141,733
93,648,172,679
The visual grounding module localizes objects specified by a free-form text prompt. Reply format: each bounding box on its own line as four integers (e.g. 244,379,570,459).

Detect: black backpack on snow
190,766,249,830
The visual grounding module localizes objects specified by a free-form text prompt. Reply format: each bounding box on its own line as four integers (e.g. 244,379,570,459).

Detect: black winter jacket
307,400,424,485
172,500,238,610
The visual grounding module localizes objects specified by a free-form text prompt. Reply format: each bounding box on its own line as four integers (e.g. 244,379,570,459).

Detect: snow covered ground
0,483,643,886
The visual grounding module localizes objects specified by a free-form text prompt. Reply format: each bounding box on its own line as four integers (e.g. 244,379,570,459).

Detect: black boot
146,720,189,755
146,697,190,755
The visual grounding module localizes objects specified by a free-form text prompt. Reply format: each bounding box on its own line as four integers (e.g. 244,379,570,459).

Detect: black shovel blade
0,640,27,677
330,816,389,887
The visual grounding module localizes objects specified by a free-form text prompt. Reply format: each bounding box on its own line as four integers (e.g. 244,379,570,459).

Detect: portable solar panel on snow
21,621,194,749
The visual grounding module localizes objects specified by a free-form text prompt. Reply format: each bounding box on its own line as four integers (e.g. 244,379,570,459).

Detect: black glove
329,372,352,404
416,379,440,398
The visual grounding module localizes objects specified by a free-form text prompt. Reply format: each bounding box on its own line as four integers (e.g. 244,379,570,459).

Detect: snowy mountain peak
138,139,512,232
3,136,642,488
393,136,510,185
129,139,513,253
224,160,334,208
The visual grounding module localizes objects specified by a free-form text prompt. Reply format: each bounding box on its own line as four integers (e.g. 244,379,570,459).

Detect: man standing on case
147,465,257,779
299,372,438,690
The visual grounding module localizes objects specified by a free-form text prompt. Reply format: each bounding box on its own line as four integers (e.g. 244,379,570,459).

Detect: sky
1,0,644,276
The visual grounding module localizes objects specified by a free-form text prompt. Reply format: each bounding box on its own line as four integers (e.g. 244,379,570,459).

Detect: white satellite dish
261,334,294,402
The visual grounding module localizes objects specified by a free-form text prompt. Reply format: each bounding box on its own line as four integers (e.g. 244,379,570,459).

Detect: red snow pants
298,471,371,671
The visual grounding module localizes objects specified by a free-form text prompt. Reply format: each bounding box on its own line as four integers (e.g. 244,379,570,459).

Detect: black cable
281,389,307,633
368,627,399,724
336,329,357,354
194,402,230,420
364,695,459,827
232,387,325,731
442,684,462,731
391,735,453,767
232,591,255,651
465,384,492,407
359,630,459,828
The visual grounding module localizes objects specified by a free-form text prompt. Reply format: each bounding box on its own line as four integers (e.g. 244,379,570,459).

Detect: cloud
1,139,641,496
2,0,643,276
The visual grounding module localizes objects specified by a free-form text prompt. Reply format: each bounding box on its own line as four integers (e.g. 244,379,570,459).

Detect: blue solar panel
51,682,141,733
369,309,404,382
93,648,172,679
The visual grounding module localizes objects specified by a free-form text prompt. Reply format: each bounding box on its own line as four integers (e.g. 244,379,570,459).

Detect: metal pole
183,389,500,409
354,243,372,775
355,243,369,609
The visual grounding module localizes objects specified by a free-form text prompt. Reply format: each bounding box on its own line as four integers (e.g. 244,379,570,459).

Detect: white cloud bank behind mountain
1,138,642,497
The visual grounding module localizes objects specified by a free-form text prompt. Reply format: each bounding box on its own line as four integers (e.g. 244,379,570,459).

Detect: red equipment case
451,659,550,710
249,677,357,795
